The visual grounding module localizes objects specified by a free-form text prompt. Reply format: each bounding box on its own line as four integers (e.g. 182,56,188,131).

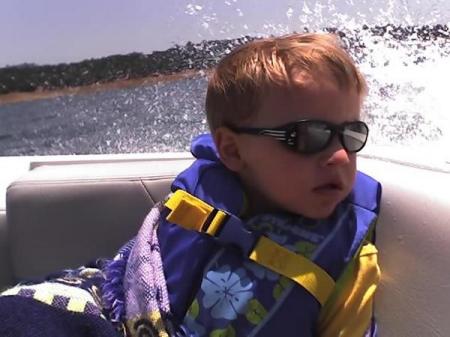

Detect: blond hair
205,33,367,131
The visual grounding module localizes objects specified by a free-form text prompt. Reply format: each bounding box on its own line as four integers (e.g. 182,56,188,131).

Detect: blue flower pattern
201,265,254,320
183,213,325,336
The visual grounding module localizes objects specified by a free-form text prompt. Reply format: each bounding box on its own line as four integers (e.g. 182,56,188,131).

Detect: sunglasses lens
342,122,369,152
297,121,331,153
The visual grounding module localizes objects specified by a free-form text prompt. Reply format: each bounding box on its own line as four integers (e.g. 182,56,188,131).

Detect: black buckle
211,212,259,256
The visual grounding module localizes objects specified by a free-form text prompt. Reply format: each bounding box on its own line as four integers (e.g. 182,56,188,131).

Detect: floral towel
102,203,174,337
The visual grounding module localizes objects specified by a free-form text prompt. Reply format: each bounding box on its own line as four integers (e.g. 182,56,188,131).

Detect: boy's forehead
260,67,350,99
252,80,362,126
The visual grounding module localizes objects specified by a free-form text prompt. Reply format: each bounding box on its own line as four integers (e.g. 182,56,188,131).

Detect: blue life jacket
157,134,381,337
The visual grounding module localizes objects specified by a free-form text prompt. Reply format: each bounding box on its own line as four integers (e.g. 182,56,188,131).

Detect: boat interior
0,152,449,336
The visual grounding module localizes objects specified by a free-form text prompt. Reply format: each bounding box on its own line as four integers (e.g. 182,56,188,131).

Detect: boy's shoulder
172,133,244,215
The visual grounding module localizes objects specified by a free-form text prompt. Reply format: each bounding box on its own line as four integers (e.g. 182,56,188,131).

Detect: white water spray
184,0,450,167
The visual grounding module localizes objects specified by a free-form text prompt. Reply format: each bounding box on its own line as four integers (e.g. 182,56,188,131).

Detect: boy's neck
241,185,285,219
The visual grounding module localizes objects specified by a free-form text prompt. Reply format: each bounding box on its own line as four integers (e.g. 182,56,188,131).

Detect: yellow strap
165,190,210,231
317,242,380,337
165,190,228,235
249,236,335,306
206,210,228,236
164,190,335,305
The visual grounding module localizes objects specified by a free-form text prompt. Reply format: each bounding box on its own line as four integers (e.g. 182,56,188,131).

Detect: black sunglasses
230,119,369,154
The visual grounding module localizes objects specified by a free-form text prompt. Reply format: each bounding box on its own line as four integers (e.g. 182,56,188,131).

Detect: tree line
1,24,447,95
0,37,250,95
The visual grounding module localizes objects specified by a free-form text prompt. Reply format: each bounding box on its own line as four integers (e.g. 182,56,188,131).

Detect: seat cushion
5,158,192,283
0,210,13,289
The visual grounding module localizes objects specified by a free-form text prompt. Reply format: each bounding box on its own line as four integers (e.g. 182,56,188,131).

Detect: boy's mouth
313,181,344,193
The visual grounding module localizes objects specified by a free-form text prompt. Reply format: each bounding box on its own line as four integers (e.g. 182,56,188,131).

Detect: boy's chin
295,203,339,220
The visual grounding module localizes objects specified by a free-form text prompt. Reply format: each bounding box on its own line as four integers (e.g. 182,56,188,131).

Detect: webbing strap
249,236,335,305
165,189,227,235
164,190,335,305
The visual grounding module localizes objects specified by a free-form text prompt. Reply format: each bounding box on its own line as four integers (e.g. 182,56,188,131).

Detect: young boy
0,33,381,337
154,32,381,337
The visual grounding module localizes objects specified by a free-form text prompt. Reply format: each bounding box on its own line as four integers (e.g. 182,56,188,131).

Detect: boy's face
235,79,362,219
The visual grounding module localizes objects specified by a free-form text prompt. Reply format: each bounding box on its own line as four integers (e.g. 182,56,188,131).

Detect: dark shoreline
0,37,248,96
0,69,204,106
1,24,448,96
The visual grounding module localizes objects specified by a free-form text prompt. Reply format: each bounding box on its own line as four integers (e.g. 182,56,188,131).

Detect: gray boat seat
3,158,192,287
0,209,8,287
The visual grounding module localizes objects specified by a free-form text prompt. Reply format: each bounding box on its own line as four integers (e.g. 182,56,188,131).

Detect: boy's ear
213,127,245,172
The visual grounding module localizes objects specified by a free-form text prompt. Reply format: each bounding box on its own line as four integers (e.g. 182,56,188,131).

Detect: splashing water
361,45,450,168
184,0,450,167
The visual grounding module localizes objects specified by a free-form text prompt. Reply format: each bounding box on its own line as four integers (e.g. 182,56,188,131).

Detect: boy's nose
321,139,351,166
326,148,351,165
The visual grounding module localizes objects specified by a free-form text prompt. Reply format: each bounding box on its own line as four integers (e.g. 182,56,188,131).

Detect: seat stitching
139,180,156,204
